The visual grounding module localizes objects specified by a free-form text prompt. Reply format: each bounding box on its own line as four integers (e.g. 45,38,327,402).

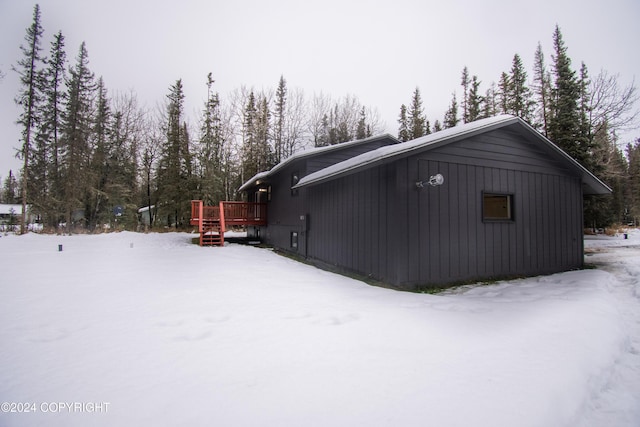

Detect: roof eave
240,133,400,192
238,171,271,192
294,115,612,196
515,119,612,195
295,115,520,189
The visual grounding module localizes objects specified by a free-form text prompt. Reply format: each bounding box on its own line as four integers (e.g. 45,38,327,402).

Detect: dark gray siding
429,126,575,176
306,164,395,281
303,128,585,289
261,162,308,252
254,136,397,254
405,159,583,287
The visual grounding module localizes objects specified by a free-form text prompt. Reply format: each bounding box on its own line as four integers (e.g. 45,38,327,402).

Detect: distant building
0,204,37,232
138,205,155,226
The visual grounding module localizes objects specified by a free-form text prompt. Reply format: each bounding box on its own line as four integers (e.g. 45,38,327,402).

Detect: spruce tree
578,62,592,147
408,87,427,139
317,113,330,147
86,77,110,230
443,93,459,129
180,122,195,205
158,79,190,228
242,90,259,180
336,118,351,143
330,100,354,144
460,66,470,123
106,101,140,230
548,25,583,165
13,4,44,233
198,73,224,204
397,104,409,142
35,31,66,226
532,42,551,135
274,75,286,164
60,41,95,232
508,53,534,122
356,107,367,140
2,171,19,204
584,120,626,228
483,82,498,118
467,75,484,122
255,94,272,171
627,140,640,226
328,107,339,145
498,72,510,114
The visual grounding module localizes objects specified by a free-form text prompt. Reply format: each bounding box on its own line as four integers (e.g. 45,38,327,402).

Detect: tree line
396,25,640,229
4,6,639,233
4,5,384,232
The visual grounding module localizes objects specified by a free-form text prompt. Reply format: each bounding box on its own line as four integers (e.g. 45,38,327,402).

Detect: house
191,134,396,246
207,115,611,290
0,204,37,232
138,205,155,226
239,133,400,243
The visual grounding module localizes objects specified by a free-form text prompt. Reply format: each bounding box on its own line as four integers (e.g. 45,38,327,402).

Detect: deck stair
200,218,223,246
190,200,267,247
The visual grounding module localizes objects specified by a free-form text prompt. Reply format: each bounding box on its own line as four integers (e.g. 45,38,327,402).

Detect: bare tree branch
589,70,639,139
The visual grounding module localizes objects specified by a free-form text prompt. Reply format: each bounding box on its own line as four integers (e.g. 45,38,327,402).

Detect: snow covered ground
0,230,639,427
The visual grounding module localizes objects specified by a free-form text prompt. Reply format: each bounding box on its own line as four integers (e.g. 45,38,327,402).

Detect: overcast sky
1,0,639,181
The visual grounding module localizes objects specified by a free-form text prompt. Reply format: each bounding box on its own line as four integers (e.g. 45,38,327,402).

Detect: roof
238,133,399,192
293,115,611,195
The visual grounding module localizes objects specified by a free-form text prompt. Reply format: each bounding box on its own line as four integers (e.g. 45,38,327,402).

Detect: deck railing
190,200,267,227
221,201,267,225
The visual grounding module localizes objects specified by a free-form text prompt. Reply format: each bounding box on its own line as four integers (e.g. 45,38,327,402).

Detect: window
483,193,514,221
290,231,299,249
291,171,300,196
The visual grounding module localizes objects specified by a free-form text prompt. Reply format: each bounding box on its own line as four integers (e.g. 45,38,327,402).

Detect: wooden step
201,237,222,246
201,216,223,246
200,229,224,246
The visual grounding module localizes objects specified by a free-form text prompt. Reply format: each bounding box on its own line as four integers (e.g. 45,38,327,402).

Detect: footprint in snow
172,330,213,342
315,313,360,326
203,315,231,324
282,312,312,320
154,320,184,328
28,327,70,343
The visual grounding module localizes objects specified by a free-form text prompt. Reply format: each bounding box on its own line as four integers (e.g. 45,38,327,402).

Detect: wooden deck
191,200,267,246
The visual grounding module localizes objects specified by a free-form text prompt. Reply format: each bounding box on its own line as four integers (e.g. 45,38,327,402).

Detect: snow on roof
238,171,270,192
295,115,518,188
294,115,611,195
238,133,399,192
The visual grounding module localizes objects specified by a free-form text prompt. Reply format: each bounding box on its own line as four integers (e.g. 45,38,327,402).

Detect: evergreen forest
3,5,639,233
